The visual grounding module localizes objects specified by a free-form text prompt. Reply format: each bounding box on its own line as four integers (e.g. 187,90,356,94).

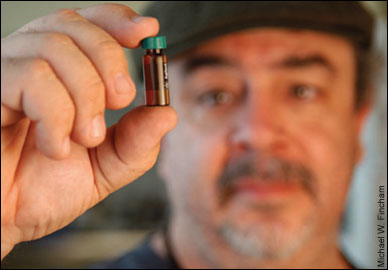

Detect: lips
232,177,299,197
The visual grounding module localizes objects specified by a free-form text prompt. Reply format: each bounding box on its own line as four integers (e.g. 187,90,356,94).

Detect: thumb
91,106,177,199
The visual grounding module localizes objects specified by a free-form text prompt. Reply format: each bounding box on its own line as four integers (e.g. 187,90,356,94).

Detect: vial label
143,52,170,106
163,62,169,90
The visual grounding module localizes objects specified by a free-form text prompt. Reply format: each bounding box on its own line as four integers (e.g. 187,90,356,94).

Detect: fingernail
115,73,133,95
131,15,146,23
63,136,71,154
91,114,105,138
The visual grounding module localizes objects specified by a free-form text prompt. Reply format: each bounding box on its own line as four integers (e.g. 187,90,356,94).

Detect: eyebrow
271,54,336,76
183,53,336,76
183,55,236,75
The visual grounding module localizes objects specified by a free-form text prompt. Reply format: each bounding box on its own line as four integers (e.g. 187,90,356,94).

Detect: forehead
177,28,354,70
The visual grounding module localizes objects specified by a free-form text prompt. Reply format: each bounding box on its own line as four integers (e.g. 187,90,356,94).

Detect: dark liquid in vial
143,49,170,106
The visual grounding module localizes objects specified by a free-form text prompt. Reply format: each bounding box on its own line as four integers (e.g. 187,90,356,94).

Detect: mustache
217,153,316,205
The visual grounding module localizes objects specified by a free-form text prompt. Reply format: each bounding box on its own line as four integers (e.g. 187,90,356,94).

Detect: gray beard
182,197,317,266
218,214,316,261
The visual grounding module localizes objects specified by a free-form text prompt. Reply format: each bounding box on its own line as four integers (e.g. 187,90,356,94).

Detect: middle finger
3,32,107,147
14,8,136,109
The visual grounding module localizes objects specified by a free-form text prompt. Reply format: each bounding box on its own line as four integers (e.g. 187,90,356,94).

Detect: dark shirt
91,236,179,269
91,233,360,269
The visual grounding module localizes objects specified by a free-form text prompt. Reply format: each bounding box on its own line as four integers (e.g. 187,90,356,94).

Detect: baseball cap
131,1,374,80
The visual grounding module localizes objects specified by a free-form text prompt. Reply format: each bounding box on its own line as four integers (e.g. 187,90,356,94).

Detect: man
1,1,377,269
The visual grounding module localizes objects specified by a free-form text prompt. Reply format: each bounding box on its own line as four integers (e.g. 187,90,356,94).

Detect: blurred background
1,1,386,269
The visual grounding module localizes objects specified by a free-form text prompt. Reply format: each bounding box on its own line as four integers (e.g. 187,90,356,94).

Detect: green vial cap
141,36,167,49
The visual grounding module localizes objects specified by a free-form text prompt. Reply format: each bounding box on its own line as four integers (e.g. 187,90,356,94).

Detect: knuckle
61,102,76,125
52,8,83,23
96,40,125,61
100,3,135,14
55,99,75,126
43,32,74,52
26,59,54,80
82,76,105,105
62,94,76,116
49,94,75,128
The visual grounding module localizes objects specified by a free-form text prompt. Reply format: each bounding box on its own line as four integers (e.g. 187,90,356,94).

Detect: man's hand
1,3,177,260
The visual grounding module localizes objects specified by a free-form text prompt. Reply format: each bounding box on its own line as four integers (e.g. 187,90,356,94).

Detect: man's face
159,28,365,260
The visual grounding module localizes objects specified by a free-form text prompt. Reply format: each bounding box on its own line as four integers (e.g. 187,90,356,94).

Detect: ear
354,100,372,164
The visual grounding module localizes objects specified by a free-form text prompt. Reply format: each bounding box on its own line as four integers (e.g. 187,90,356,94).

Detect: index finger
11,4,159,111
14,3,160,49
76,3,160,48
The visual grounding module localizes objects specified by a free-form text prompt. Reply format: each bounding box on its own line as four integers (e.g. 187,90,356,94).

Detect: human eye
290,84,320,101
196,89,235,107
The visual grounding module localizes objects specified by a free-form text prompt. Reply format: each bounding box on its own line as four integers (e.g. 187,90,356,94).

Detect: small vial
141,36,170,106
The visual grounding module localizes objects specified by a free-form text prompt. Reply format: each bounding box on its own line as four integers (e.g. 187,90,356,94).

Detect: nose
229,89,288,153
